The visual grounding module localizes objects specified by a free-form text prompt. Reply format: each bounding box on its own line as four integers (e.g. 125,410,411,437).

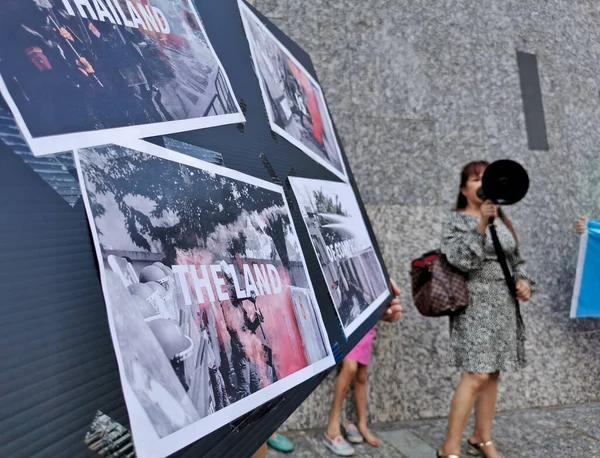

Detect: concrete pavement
268,403,600,458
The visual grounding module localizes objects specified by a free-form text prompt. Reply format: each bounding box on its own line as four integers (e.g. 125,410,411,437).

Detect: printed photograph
0,0,243,156
75,140,332,458
238,1,347,181
289,176,389,336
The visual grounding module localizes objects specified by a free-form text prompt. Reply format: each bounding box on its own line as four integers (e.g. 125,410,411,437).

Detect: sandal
467,440,504,458
436,451,460,458
342,422,364,444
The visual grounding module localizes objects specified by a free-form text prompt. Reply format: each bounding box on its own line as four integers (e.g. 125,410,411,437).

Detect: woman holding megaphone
436,161,534,458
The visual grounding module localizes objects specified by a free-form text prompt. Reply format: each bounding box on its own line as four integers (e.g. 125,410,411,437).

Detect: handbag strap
488,224,523,326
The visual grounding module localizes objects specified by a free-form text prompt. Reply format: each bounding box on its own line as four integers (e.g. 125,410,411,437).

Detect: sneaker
323,433,355,456
267,433,294,453
342,423,364,444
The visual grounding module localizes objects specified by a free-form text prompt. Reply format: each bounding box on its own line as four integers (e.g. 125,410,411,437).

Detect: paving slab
377,430,436,458
266,403,600,458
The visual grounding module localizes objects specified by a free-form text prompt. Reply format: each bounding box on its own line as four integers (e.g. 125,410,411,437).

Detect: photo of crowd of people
0,0,243,155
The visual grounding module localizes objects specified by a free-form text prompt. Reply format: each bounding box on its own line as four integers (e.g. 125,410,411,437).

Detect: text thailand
61,0,171,34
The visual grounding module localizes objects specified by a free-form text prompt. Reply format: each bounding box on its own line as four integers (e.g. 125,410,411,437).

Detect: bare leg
326,359,358,439
251,443,268,458
354,364,380,447
470,372,502,458
439,372,491,456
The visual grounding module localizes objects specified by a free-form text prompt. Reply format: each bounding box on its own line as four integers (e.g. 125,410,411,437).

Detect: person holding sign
575,216,589,235
323,280,402,456
572,217,600,318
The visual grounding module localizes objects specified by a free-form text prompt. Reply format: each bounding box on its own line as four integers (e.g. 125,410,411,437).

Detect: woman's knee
354,366,367,385
463,372,492,392
342,358,358,377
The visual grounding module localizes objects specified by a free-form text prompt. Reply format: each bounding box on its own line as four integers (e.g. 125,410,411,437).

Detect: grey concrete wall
252,0,600,429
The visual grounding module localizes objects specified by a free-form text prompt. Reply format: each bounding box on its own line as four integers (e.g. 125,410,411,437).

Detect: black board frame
0,1,393,456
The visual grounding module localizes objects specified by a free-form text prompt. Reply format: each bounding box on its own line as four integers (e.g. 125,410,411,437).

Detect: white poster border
75,139,334,458
570,227,588,318
0,2,244,157
238,0,348,182
288,176,389,337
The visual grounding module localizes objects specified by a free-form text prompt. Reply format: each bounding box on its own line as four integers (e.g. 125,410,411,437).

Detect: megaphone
476,159,529,206
475,160,530,304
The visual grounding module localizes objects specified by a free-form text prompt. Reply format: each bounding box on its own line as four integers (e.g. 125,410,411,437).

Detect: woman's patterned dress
441,211,535,373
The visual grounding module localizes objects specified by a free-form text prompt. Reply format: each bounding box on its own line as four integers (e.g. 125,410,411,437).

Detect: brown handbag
410,250,469,317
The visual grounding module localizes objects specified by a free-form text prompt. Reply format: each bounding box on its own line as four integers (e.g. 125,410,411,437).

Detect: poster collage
0,1,389,457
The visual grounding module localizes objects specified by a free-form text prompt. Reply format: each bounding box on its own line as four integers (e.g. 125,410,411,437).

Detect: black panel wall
0,1,391,457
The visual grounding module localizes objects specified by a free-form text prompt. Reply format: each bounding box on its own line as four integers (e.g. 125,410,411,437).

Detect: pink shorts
346,328,375,366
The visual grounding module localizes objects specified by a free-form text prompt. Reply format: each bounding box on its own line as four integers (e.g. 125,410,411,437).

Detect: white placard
239,0,348,181
0,0,244,156
289,176,389,336
75,139,333,458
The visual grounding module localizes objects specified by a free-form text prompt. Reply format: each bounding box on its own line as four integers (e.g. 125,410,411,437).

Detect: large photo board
238,0,347,181
75,139,333,458
0,0,244,156
289,177,389,336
